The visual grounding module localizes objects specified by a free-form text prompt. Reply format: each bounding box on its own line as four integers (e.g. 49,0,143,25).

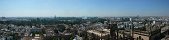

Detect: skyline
0,0,169,17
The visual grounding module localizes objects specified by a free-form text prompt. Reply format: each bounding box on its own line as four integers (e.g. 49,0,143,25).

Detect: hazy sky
0,0,169,17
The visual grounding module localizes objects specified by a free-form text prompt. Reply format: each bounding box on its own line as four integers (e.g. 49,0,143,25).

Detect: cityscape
0,16,169,40
1,0,169,40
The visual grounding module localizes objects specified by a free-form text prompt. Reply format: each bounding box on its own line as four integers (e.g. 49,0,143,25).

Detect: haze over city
0,0,169,17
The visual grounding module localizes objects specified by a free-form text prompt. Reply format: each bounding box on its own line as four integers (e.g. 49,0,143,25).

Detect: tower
109,23,118,40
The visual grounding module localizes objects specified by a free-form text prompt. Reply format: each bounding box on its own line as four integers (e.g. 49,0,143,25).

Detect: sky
0,0,169,17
